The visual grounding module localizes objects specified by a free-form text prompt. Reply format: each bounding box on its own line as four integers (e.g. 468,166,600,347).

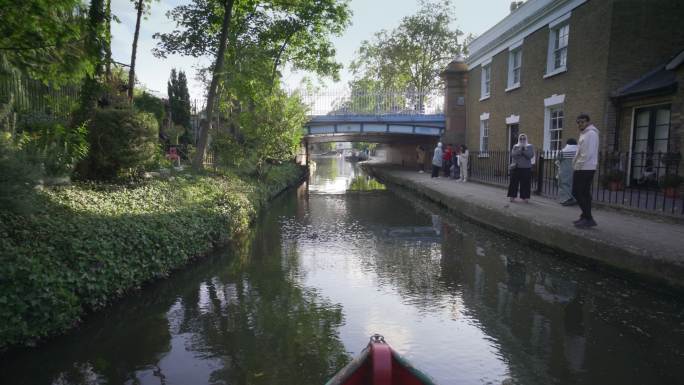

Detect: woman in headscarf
431,142,443,178
507,133,535,202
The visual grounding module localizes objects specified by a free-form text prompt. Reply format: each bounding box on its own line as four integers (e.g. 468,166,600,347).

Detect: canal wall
363,163,684,291
0,164,306,350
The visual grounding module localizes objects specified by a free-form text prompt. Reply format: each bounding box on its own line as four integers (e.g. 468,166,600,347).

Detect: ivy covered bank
0,164,304,350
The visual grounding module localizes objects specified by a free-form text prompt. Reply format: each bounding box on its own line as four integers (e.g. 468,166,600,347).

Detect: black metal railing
468,150,683,216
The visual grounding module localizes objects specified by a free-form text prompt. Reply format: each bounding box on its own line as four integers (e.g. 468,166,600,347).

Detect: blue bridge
304,114,444,143
299,88,445,143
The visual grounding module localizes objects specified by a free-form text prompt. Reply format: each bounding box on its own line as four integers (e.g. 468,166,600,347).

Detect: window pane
634,140,648,153
655,124,669,140
656,108,670,125
636,110,650,127
654,139,668,153
635,125,649,140
559,48,567,67
559,25,569,48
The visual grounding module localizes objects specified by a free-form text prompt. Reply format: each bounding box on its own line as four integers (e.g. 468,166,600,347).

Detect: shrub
19,121,89,177
133,91,165,129
80,109,160,180
0,132,41,213
0,163,304,349
601,169,625,188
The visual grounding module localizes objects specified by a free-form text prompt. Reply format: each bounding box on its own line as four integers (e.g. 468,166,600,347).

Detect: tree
154,0,351,170
133,90,165,128
154,0,235,171
167,69,191,129
349,0,469,110
0,0,90,84
128,0,158,101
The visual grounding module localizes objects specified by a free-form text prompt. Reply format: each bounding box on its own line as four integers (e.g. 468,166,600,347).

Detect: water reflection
1,159,683,385
308,156,385,194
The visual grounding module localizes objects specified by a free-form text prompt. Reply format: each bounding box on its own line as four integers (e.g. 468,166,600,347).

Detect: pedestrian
431,142,443,178
507,133,535,202
457,145,469,182
572,114,599,228
443,144,453,177
416,145,426,173
556,138,578,205
451,145,461,179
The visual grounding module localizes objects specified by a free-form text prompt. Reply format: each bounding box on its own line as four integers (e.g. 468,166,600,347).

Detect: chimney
510,1,524,13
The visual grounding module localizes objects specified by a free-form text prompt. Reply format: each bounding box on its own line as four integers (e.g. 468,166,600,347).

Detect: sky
110,0,511,102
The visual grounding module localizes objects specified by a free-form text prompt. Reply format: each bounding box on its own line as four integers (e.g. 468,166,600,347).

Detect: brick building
460,0,684,182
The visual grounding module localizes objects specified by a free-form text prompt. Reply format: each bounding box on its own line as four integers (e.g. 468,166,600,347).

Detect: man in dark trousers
572,114,599,228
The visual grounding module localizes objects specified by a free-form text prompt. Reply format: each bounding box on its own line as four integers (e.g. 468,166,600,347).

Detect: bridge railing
292,88,444,117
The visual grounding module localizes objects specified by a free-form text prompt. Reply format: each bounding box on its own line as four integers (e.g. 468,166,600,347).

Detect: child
557,138,578,205
457,145,469,182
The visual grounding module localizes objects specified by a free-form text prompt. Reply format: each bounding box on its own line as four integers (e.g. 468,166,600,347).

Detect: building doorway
508,124,519,150
630,105,670,186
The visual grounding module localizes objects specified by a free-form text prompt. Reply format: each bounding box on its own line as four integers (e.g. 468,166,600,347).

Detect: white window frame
507,47,522,91
548,106,564,153
480,59,492,100
543,94,566,153
479,112,490,154
544,14,570,78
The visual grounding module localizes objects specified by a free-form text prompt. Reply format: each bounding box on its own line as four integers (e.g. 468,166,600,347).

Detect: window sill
543,66,567,79
479,95,490,102
505,84,521,92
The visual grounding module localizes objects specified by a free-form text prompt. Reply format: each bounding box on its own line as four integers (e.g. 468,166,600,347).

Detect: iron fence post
535,152,544,195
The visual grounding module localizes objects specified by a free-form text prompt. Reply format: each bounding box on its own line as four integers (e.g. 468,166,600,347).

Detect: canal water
2,157,683,385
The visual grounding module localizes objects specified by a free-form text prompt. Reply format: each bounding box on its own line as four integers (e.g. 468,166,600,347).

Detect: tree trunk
128,0,144,102
192,0,235,171
105,0,112,81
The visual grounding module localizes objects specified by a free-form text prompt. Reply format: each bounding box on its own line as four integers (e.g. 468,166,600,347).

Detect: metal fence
0,73,80,130
294,88,444,117
468,150,683,216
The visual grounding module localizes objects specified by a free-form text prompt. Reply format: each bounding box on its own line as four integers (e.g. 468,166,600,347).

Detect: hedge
0,163,304,349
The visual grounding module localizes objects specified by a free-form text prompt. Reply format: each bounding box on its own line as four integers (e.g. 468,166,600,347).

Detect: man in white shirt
572,114,599,228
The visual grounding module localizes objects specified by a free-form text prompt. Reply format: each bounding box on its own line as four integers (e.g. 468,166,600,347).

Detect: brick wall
466,0,614,153
605,0,684,150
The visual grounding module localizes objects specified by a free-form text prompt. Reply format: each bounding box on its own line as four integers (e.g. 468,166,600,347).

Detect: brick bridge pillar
440,58,468,147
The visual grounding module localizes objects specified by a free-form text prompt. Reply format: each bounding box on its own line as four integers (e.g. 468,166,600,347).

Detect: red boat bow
325,334,438,385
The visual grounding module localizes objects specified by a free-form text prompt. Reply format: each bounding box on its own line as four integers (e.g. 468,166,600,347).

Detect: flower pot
608,181,624,191
663,187,679,198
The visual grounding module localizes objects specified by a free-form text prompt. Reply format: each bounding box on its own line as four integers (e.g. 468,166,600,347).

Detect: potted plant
601,169,625,191
660,174,683,198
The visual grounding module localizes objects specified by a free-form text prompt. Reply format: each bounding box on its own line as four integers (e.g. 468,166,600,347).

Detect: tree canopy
349,0,468,93
154,0,352,170
167,69,191,129
0,0,91,84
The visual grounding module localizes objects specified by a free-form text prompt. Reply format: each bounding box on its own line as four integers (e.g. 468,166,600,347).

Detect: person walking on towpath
507,133,535,202
416,145,426,173
557,138,578,205
457,145,469,182
431,142,443,178
443,144,453,177
572,114,599,228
